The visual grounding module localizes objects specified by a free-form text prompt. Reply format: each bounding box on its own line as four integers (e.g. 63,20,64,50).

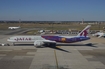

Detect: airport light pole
52,23,53,33
99,22,100,31
19,19,21,27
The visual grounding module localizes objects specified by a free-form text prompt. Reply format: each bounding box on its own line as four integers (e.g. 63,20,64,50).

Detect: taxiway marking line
56,46,61,48
54,50,59,69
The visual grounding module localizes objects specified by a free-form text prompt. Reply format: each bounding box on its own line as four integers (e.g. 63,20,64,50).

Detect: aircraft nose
7,39,10,41
7,38,11,41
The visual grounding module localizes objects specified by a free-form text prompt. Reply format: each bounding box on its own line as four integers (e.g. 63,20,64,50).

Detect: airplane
7,25,91,47
8,26,21,30
92,31,105,38
38,30,45,33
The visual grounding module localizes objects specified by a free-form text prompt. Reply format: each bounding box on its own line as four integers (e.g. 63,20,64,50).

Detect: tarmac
0,29,105,69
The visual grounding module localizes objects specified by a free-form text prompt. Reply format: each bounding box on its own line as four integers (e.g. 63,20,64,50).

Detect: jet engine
34,40,44,47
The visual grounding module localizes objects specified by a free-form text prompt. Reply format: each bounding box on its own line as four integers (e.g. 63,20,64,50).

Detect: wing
41,40,56,43
34,40,56,47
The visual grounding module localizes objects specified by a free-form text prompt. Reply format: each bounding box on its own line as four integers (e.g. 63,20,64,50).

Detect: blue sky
0,0,105,21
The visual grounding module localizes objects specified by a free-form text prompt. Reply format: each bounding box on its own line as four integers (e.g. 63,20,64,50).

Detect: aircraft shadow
13,43,97,47
43,43,97,53
56,43,97,47
13,43,97,53
14,44,70,53
46,45,71,53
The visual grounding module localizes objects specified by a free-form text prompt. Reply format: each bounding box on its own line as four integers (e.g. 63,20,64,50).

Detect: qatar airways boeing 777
7,25,91,47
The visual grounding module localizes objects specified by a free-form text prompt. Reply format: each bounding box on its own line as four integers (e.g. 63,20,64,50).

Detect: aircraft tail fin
77,25,91,37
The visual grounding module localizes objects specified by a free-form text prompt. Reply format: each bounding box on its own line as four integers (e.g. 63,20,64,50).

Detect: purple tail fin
77,25,91,37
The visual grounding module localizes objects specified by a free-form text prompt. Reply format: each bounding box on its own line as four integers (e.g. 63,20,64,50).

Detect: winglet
77,25,91,37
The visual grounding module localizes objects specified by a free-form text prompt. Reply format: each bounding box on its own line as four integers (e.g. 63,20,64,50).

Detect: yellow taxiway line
54,49,59,69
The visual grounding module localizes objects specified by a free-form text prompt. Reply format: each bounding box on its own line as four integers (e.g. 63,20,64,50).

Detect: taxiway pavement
0,34,105,69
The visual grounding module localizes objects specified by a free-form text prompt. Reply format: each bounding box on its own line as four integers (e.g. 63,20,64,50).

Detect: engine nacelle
34,40,44,47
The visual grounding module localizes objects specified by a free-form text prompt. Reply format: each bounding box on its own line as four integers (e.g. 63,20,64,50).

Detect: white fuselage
7,36,45,42
7,35,77,42
7,35,89,43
